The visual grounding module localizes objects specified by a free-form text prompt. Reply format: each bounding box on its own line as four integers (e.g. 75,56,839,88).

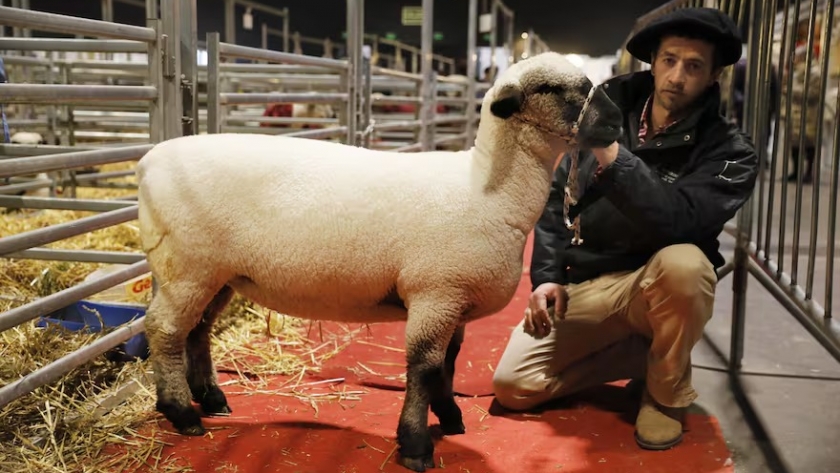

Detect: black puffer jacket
530,70,758,288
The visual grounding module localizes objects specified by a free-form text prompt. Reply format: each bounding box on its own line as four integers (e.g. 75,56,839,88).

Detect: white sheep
136,51,622,472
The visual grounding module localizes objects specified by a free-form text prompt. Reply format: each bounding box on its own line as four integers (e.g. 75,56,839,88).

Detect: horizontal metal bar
0,260,149,333
224,116,339,126
434,133,468,145
215,63,337,74
0,316,147,408
0,37,148,52
0,145,151,178
0,194,136,211
0,179,51,195
747,255,840,363
283,126,349,140
116,0,146,8
6,248,145,265
0,6,157,43
64,60,149,71
221,92,347,106
433,116,468,125
394,142,423,152
0,55,51,66
219,42,348,70
0,84,157,104
61,170,134,183
372,120,423,131
373,96,421,105
0,206,138,257
371,67,423,81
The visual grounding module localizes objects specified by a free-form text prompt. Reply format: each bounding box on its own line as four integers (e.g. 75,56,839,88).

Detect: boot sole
634,431,683,451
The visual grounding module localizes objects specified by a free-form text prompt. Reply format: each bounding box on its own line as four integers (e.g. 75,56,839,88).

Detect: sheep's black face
487,52,623,149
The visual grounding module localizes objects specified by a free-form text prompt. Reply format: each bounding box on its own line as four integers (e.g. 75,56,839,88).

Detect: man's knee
491,368,547,412
649,244,717,298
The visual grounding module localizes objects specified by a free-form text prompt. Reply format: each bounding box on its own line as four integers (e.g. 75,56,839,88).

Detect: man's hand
524,282,568,338
591,141,619,168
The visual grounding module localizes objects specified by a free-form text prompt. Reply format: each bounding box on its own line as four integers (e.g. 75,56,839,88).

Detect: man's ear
490,83,524,119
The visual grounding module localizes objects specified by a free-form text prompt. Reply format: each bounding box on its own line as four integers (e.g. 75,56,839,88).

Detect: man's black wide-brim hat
625,7,743,66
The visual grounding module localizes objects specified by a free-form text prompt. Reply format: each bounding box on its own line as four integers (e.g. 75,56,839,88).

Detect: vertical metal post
224,0,236,45
465,0,478,150
790,0,819,287
146,0,157,18
102,0,114,61
361,56,372,149
101,0,114,22
507,11,515,65
345,0,361,146
147,18,164,144
282,8,290,52
206,32,221,135
179,0,198,136
729,0,762,373
261,22,268,49
777,0,803,274
763,0,792,263
489,0,497,77
419,0,435,151
160,0,182,141
753,0,778,257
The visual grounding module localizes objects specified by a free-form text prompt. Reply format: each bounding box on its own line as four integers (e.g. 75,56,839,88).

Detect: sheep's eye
533,84,565,95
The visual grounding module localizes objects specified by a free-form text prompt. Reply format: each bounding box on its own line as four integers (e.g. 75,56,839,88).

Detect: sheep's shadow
484,383,728,473
145,415,495,473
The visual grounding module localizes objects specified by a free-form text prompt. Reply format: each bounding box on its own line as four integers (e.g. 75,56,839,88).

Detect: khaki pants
492,244,717,410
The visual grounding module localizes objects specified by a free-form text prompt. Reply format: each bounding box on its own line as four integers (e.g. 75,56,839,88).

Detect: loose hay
0,165,357,472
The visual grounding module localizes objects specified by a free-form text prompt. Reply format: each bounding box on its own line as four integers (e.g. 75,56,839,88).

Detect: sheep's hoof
194,387,232,416
157,398,205,436
439,419,466,436
398,454,435,472
179,424,207,436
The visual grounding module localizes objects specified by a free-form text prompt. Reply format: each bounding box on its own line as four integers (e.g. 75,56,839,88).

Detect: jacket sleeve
593,133,758,245
530,157,574,290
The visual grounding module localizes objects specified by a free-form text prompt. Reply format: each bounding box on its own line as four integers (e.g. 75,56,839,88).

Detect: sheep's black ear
490,84,524,119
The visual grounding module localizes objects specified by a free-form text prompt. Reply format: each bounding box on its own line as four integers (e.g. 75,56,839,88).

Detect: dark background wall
16,0,748,71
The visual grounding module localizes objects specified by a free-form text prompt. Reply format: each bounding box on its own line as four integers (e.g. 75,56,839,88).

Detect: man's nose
669,64,687,86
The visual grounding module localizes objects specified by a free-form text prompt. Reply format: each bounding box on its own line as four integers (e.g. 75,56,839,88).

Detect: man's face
650,35,721,114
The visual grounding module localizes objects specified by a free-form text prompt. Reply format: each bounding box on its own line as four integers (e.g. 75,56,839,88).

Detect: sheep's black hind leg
430,324,465,435
186,285,234,416
146,279,222,436
396,299,461,472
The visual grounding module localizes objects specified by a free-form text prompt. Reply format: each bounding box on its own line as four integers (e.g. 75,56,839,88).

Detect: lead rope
564,84,599,246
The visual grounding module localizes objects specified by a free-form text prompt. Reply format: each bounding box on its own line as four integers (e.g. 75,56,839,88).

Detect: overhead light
243,7,253,30
521,32,529,39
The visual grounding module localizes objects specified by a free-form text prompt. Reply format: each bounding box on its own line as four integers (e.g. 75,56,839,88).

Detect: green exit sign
433,32,444,41
385,32,397,40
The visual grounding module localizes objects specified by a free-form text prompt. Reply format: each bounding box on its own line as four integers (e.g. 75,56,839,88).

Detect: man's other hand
524,282,568,338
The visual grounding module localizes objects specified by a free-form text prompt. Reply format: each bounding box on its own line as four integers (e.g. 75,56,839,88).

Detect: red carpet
122,234,735,473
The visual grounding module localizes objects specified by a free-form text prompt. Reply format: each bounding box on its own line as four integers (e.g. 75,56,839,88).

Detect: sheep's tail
136,154,169,259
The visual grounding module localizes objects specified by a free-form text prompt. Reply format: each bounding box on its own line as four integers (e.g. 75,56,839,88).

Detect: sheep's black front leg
430,324,465,435
396,301,461,472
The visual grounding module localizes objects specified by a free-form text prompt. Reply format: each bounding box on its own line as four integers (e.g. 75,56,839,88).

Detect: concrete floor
688,169,840,473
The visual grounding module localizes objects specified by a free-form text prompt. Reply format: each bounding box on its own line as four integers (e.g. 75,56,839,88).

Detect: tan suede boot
634,388,686,450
